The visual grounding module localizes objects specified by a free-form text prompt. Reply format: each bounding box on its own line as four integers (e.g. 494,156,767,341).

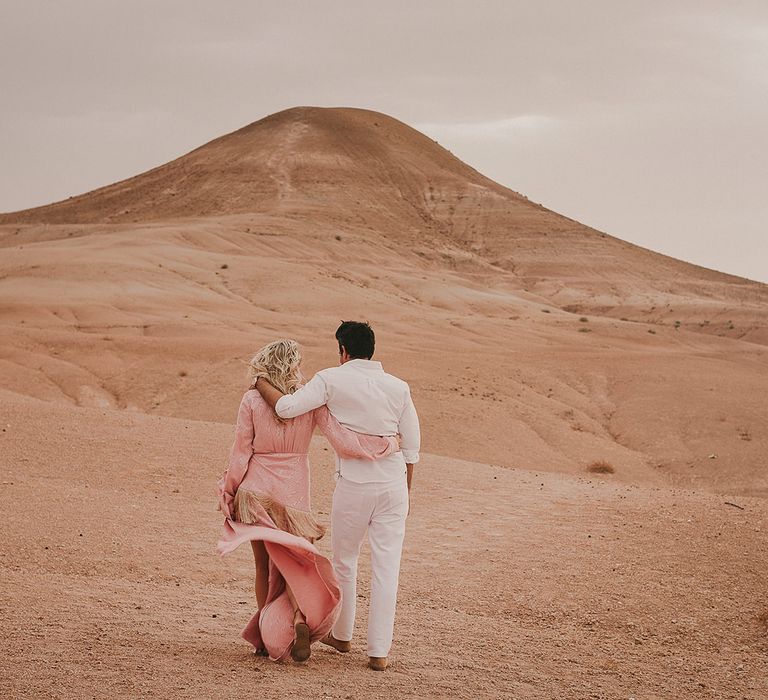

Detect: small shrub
648,329,656,334
541,309,551,313
220,263,228,269
579,317,588,322
620,317,629,322
758,609,768,632
674,320,681,329
179,370,188,377
587,460,615,474
335,235,343,241
578,327,592,333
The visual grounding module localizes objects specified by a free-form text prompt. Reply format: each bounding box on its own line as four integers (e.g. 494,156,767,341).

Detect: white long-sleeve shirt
275,359,420,483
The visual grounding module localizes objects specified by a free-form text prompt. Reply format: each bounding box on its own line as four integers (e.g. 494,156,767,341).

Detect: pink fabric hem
217,516,341,661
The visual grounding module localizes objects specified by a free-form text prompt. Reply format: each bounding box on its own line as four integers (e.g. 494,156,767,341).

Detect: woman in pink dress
217,339,398,663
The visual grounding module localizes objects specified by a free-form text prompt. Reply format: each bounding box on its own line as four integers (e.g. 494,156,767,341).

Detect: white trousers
330,475,408,658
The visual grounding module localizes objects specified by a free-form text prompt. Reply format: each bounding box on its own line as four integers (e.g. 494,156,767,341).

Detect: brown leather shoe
368,656,388,671
291,622,311,663
320,633,351,653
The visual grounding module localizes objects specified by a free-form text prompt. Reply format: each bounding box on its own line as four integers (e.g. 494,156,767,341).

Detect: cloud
415,115,562,142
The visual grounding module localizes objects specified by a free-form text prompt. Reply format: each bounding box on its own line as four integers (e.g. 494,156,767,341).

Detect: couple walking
217,321,420,670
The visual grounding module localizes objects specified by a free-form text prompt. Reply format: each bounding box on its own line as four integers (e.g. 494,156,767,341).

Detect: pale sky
1,1,766,282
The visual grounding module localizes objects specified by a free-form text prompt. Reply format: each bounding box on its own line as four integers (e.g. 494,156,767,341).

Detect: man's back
318,360,409,434
276,359,420,482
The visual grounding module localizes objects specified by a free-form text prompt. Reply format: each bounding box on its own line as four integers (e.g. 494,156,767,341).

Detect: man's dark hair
335,321,375,360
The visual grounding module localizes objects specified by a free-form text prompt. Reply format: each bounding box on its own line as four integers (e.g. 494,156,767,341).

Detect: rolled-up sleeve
275,373,329,419
399,386,421,464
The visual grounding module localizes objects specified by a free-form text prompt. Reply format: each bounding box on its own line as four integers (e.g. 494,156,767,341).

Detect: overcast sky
1,1,766,282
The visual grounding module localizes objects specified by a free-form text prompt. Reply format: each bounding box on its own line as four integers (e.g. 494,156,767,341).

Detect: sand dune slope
1,212,766,494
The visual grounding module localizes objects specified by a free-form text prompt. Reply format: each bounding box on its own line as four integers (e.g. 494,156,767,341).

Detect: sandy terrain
1,107,767,698
2,393,766,699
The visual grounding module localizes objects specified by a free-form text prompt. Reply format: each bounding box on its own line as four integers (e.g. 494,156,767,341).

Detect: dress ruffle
233,489,326,542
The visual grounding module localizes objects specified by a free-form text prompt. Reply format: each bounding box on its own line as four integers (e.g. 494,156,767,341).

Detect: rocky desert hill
2,106,766,494
2,107,768,699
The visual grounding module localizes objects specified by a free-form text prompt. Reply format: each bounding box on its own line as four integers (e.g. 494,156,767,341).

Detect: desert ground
1,107,767,699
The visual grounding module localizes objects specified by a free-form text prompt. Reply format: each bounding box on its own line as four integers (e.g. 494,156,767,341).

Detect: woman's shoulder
241,389,266,409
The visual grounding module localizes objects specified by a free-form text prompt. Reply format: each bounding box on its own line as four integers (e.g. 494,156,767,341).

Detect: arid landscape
2,107,767,699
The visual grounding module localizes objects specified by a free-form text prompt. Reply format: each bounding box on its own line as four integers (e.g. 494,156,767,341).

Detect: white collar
343,359,383,371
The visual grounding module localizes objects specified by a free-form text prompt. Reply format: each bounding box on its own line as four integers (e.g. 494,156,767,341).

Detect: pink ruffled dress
216,389,396,661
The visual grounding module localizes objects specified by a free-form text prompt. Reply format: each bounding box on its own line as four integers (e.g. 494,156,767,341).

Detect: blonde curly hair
247,339,302,396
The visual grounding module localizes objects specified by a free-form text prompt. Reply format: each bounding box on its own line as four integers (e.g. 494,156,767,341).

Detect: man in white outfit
255,321,420,671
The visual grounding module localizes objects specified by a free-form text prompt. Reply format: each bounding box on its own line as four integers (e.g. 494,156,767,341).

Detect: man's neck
341,356,373,365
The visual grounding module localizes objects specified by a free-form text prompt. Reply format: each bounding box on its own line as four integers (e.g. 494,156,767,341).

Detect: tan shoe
291,622,311,663
368,656,388,671
320,633,351,653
